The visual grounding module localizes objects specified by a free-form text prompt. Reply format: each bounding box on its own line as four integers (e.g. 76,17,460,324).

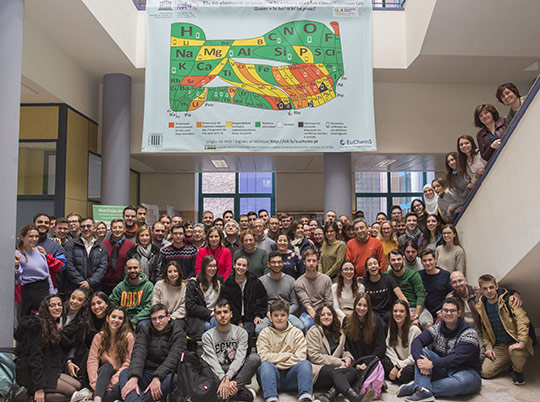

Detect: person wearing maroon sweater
102,219,135,295
195,227,232,280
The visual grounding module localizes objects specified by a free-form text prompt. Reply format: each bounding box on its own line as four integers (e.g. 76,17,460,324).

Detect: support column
323,152,353,218
101,73,131,205
0,0,23,345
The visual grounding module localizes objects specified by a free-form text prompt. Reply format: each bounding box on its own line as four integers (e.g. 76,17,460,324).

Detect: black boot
345,387,375,402
318,387,337,402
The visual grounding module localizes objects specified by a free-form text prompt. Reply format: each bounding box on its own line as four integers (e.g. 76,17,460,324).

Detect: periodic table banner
143,0,376,152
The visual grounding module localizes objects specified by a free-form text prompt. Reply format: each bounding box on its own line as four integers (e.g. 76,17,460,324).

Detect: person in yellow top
257,300,314,402
377,221,398,271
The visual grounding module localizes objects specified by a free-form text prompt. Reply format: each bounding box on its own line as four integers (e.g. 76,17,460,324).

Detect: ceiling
20,0,540,173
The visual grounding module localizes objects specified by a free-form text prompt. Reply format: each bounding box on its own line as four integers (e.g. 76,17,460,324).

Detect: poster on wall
142,0,375,152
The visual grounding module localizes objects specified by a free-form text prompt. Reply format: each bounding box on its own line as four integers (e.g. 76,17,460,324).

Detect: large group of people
12,196,535,402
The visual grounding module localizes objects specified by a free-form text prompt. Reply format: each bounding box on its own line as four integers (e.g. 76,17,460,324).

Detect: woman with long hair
275,232,304,279
15,295,83,402
89,291,111,332
331,261,364,321
432,177,463,223
444,151,470,202
457,135,486,188
15,224,55,316
423,184,438,216
125,225,162,283
195,226,232,279
307,306,374,402
185,255,222,340
382,300,421,385
61,288,95,396
87,307,135,402
474,103,507,161
360,257,407,323
418,214,443,253
287,221,315,259
318,221,346,281
94,222,108,242
435,224,466,274
410,199,427,233
152,260,187,326
377,221,398,271
221,256,268,342
343,293,386,360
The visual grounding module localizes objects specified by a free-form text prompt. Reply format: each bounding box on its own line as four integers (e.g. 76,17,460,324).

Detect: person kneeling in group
119,303,186,402
398,297,481,402
307,305,375,402
201,299,261,401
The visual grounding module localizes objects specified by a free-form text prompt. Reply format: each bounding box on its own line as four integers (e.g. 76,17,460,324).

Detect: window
18,141,56,196
199,172,275,221
88,152,101,201
355,171,434,223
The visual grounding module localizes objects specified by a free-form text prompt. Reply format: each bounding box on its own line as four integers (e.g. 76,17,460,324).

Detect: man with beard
152,221,171,249
123,206,138,242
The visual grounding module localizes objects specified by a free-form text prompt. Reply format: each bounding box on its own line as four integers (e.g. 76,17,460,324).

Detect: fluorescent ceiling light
373,159,396,168
211,159,228,168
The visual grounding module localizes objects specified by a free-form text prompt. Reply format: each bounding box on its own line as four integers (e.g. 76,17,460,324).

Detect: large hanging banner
143,0,375,152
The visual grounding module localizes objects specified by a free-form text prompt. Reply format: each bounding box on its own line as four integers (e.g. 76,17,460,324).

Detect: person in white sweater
151,261,187,327
381,299,421,384
331,261,365,321
257,300,314,402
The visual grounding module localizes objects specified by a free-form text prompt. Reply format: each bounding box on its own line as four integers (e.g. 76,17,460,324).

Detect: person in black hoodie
15,295,82,402
118,303,187,402
221,256,268,344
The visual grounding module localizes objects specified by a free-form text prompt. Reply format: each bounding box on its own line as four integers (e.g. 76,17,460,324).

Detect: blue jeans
414,348,482,397
254,315,304,335
118,368,175,402
258,360,313,401
299,312,315,333
204,317,217,331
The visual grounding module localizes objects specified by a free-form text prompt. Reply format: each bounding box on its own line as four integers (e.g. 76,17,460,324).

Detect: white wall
22,20,99,120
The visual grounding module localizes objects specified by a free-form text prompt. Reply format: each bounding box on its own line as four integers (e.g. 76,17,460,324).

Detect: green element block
255,122,261,127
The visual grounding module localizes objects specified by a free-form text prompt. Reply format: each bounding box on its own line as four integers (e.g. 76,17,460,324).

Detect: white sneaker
70,388,91,402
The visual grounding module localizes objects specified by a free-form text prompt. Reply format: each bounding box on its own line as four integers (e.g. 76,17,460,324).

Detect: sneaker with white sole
70,388,91,402
405,388,435,402
397,381,416,397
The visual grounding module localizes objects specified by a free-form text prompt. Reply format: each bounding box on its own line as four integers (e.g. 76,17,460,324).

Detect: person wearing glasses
398,297,482,401
118,303,186,402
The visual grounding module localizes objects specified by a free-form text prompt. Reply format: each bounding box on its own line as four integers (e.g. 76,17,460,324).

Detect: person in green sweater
110,258,154,329
385,249,433,329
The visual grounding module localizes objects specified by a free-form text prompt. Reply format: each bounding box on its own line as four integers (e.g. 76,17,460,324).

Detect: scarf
137,244,153,277
124,224,138,239
109,235,125,271
423,184,439,215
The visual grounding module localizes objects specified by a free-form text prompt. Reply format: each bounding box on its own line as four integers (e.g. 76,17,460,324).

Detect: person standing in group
345,219,385,278
318,221,346,281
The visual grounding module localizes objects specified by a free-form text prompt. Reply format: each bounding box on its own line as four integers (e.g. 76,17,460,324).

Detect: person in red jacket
345,218,385,279
195,227,232,279
102,219,136,295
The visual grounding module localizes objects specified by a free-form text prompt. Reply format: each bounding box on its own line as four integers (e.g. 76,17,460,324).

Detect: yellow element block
171,37,205,47
229,60,258,85
276,66,299,86
196,45,230,61
189,88,207,111
316,63,331,77
293,46,314,63
210,58,229,76
221,76,288,101
232,36,266,46
226,121,232,127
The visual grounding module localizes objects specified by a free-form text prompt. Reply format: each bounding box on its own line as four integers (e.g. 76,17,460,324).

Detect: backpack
169,351,218,402
353,355,385,400
503,293,538,348
0,348,18,401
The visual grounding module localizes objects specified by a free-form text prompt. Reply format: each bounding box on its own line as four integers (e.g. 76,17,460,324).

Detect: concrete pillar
101,73,131,205
0,0,23,345
323,152,353,218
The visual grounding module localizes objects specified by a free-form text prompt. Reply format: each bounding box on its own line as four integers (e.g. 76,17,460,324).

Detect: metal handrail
453,74,540,225
132,1,407,11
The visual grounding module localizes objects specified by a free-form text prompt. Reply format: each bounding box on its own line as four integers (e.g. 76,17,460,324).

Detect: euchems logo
340,139,373,146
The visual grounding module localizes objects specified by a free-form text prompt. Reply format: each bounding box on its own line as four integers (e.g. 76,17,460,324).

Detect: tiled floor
248,354,539,401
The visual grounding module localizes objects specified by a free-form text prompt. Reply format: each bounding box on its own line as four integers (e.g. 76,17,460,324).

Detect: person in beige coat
306,306,375,402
